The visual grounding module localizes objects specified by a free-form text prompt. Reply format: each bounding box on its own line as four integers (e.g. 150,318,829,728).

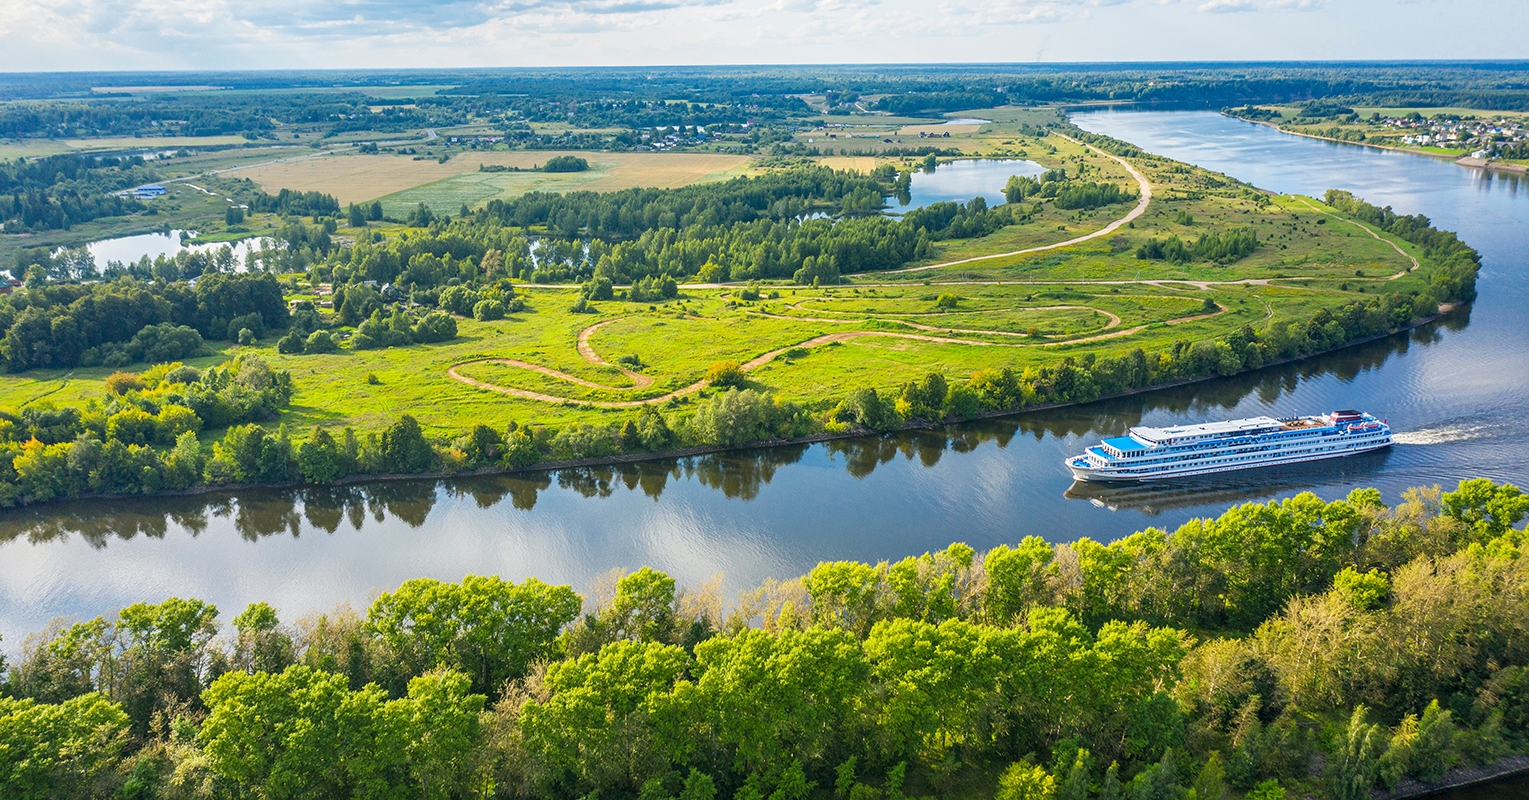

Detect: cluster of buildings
1382,115,1526,155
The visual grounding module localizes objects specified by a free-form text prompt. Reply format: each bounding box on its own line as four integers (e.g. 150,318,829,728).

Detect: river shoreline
10,303,1464,509
1378,755,1529,799
1221,113,1529,175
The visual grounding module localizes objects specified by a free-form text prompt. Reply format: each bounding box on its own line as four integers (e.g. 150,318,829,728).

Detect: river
3,111,1528,664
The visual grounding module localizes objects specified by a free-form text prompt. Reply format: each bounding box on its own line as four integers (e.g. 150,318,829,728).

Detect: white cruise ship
1065,410,1392,482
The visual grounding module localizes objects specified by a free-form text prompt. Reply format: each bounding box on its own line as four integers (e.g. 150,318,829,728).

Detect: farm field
235,150,754,210
0,135,251,160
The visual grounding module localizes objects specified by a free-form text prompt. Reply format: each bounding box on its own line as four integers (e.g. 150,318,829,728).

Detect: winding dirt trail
1295,197,1420,279
884,135,1154,275
751,302,1123,338
447,298,1233,408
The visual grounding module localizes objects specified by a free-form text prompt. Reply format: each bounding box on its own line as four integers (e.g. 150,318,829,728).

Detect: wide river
3,111,1528,653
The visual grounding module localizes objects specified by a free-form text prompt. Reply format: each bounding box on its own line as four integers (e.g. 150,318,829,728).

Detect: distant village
1379,113,1527,158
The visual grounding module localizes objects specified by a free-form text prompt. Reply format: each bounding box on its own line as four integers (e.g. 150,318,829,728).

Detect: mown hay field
237,151,755,208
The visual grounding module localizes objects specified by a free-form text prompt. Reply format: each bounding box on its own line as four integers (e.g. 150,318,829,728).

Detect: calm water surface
894,158,1045,211
73,229,265,267
4,111,1529,654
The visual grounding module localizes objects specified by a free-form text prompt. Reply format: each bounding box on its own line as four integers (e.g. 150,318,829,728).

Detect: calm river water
3,111,1529,656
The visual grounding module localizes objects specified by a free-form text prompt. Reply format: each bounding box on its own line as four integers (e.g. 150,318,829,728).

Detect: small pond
894,158,1046,212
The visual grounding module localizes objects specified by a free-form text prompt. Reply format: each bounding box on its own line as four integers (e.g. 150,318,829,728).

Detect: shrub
106,407,157,445
414,312,458,343
237,328,256,346
350,332,377,351
936,293,959,309
541,155,589,172
473,299,506,321
378,415,434,474
104,372,144,395
705,361,745,388
303,331,338,354
155,405,202,444
366,372,381,385
276,330,305,354
161,365,201,385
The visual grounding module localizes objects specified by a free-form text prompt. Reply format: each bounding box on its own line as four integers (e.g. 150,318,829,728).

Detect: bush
237,328,256,346
227,312,266,342
705,361,745,388
378,415,434,474
162,364,201,385
349,332,377,351
936,293,959,309
104,372,144,395
413,312,458,343
304,331,339,354
473,299,505,321
276,330,305,354
541,155,590,173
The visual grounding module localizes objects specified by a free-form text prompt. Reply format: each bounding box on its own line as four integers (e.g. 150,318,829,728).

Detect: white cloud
1197,0,1256,11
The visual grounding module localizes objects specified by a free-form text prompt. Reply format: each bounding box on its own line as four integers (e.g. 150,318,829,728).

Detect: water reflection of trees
1063,447,1392,515
0,313,1461,546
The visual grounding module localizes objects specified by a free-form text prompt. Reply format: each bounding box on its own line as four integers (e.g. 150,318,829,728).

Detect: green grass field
0,119,1441,443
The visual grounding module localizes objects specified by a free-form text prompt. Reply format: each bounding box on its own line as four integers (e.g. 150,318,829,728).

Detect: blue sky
0,0,1523,71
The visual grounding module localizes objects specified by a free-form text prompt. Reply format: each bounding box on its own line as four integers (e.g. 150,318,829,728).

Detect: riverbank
1224,112,1529,178
1378,755,1529,800
29,301,1464,507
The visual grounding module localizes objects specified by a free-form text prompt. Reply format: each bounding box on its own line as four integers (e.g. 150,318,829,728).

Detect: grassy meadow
0,108,1441,447
0,185,1428,442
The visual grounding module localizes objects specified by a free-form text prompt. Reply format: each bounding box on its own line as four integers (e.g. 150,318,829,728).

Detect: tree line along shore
2,478,1527,800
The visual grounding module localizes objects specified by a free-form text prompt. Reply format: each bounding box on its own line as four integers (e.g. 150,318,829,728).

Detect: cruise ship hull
1064,411,1393,483
1066,440,1391,483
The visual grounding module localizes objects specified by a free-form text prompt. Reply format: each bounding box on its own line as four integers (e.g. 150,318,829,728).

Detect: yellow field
0,135,252,160
238,151,755,205
64,136,249,151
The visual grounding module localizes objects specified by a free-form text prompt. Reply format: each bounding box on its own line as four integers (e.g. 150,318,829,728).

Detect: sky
0,0,1525,71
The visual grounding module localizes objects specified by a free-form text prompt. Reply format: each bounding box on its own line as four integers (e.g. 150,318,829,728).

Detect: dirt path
1294,196,1419,279
883,135,1154,275
577,318,654,388
447,299,1231,408
752,302,1124,338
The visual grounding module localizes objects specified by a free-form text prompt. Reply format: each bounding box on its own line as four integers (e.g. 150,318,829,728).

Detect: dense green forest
5,63,1529,144
2,478,1526,799
0,184,1478,507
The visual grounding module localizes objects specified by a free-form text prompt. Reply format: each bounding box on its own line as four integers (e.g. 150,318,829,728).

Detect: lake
3,111,1529,658
893,158,1046,212
72,229,267,268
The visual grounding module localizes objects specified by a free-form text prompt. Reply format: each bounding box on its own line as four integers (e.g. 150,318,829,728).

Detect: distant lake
894,158,1045,212
70,229,267,268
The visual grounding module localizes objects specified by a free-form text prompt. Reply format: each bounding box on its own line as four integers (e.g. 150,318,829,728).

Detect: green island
3,480,1527,800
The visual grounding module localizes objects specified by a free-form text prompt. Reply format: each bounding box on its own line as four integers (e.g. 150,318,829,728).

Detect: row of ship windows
1092,438,1392,474
1103,431,1390,462
1118,427,1378,457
